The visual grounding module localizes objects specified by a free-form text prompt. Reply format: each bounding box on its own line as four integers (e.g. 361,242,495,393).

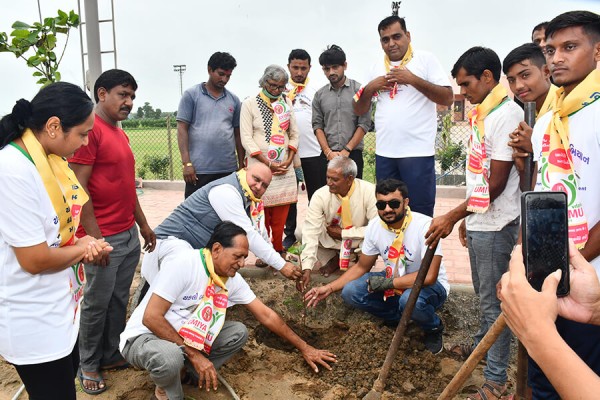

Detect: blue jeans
466,218,519,385
375,155,436,217
341,271,447,331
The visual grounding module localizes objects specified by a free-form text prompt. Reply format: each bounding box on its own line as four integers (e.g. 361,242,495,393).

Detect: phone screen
522,191,570,296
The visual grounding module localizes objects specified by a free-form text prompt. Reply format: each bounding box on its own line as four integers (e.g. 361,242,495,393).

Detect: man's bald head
246,163,272,198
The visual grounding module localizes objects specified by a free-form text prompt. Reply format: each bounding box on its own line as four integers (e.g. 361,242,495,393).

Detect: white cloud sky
1,0,598,114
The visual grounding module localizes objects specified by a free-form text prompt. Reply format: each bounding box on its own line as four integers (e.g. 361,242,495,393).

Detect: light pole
173,64,186,96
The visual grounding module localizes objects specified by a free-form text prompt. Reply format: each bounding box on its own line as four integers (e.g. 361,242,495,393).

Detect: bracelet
268,161,272,168
343,145,352,152
325,149,332,157
183,162,193,168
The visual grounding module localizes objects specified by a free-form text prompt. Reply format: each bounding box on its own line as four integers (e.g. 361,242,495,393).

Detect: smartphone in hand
521,191,570,296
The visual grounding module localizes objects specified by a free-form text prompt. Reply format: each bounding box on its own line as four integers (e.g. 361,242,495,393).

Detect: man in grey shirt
312,45,371,183
177,52,244,198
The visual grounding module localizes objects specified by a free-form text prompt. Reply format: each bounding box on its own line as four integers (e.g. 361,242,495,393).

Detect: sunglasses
375,199,403,210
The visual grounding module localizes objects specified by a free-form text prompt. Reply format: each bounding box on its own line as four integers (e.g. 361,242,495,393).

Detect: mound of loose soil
0,274,517,400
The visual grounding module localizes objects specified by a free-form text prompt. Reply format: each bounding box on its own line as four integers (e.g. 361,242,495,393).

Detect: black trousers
14,344,79,400
184,172,231,199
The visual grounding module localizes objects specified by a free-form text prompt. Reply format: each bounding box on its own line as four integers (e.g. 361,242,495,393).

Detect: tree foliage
134,102,166,119
0,10,80,86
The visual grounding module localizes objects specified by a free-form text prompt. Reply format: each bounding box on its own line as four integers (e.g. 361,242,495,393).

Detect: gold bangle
183,162,193,168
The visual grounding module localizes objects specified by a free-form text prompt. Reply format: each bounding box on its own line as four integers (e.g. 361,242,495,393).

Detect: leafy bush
436,112,466,173
122,119,140,129
141,155,170,180
437,141,465,172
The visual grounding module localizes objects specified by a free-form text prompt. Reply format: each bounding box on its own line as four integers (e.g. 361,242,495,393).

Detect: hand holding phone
521,191,570,296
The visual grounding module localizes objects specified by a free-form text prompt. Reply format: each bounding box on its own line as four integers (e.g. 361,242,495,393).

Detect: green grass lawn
126,127,183,180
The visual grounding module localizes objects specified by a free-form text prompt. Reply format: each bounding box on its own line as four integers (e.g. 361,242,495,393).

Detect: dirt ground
0,272,517,400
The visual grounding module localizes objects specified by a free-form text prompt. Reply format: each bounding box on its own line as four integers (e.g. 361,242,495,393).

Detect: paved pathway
137,186,473,285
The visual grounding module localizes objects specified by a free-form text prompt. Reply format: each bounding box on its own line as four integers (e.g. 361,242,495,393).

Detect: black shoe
282,236,296,250
424,324,444,354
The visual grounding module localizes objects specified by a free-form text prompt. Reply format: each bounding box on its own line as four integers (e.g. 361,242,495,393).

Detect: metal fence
127,112,472,186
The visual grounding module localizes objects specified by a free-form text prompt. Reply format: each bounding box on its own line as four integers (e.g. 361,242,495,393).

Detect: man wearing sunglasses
304,179,448,354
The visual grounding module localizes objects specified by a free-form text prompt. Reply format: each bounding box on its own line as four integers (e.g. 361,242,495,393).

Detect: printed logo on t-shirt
183,292,199,301
570,144,590,165
383,244,414,263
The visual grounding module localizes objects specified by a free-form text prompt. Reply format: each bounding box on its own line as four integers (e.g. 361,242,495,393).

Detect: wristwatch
183,162,193,168
343,145,352,152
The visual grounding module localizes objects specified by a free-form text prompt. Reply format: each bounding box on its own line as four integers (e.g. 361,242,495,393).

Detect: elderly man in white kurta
298,157,377,289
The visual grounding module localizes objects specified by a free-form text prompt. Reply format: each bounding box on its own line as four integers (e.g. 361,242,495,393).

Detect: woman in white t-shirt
0,82,112,400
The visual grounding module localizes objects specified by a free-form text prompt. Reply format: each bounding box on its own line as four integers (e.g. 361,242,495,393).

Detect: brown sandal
449,343,475,360
255,259,268,268
467,381,507,400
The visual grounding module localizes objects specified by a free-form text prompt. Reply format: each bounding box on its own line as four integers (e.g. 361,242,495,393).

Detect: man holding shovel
305,179,448,353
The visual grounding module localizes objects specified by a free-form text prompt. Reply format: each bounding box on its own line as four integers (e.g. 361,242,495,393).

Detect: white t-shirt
120,248,256,351
0,145,81,364
465,100,522,231
286,80,321,158
532,99,600,272
361,212,449,294
364,50,451,158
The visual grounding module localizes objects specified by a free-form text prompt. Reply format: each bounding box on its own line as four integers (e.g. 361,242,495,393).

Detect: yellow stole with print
332,181,356,270
539,70,600,249
259,91,291,162
20,129,89,319
380,206,412,300
383,43,414,99
178,249,229,354
287,78,309,102
236,169,264,234
21,129,88,246
352,44,414,102
466,84,509,213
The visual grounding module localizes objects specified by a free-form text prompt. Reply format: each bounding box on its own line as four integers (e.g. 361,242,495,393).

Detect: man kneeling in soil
120,222,336,400
305,179,448,353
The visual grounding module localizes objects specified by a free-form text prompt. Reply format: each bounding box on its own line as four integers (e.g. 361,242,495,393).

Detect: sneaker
424,324,444,354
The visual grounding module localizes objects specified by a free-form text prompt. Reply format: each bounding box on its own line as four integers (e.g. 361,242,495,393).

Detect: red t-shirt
69,114,137,237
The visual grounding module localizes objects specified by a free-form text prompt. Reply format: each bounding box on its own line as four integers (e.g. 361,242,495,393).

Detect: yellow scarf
539,69,600,249
335,181,356,229
466,84,509,213
332,181,356,270
353,44,414,102
258,91,291,162
383,43,414,99
380,206,412,300
21,129,88,246
287,78,309,102
538,84,558,120
236,169,264,233
178,249,229,354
